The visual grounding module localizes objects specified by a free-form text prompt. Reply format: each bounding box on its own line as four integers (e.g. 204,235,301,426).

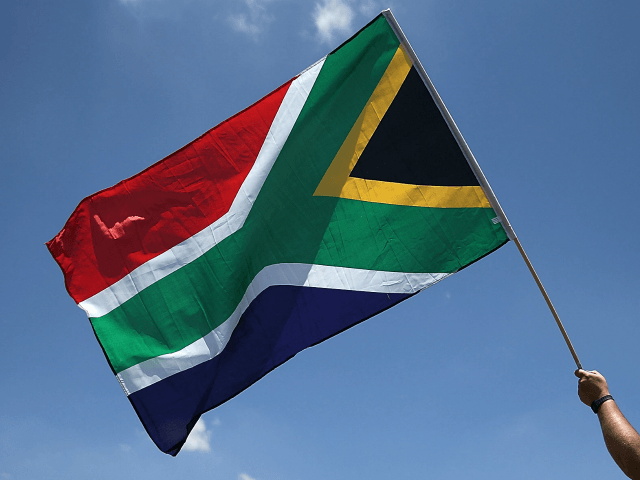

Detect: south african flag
47,12,509,455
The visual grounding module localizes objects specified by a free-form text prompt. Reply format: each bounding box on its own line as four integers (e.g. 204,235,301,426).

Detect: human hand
575,369,610,406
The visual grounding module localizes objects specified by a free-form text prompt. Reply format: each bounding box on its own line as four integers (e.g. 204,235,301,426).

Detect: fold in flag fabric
47,12,509,455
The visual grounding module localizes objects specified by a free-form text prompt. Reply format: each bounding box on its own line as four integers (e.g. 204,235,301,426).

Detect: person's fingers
575,369,587,379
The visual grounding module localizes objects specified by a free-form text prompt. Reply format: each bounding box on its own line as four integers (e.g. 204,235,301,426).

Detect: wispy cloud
115,0,196,20
239,474,257,480
228,0,275,39
117,0,165,8
183,418,211,452
312,0,381,45
359,0,379,17
313,0,355,44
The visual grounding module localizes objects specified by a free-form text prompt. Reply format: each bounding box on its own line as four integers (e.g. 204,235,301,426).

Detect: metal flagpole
382,9,583,370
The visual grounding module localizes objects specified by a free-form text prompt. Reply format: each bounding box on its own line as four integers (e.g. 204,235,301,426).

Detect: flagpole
382,9,583,370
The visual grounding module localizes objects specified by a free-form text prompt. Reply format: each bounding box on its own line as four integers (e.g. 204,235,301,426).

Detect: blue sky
2,0,640,478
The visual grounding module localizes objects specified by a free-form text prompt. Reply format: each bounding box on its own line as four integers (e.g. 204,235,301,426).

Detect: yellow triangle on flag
314,45,490,209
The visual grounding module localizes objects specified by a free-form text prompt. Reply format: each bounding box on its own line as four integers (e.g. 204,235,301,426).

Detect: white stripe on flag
79,60,326,319
116,263,450,395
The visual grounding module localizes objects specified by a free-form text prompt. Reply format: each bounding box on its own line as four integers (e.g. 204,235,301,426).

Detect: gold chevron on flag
314,45,490,209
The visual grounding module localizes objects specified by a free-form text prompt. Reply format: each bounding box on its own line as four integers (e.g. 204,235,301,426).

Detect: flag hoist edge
47,13,509,455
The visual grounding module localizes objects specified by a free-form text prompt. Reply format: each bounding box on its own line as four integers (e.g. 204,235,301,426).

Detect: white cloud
119,443,132,452
228,0,275,38
359,0,379,17
313,0,355,44
183,418,211,453
238,474,256,480
229,15,261,36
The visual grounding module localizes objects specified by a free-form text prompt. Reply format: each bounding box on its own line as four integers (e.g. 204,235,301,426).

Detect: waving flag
47,12,509,455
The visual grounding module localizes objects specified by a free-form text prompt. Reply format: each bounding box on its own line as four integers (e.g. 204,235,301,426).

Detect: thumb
575,369,587,379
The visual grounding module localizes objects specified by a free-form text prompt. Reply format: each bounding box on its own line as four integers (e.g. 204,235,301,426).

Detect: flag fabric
47,12,509,455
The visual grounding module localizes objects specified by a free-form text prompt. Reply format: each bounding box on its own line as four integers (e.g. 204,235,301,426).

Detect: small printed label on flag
491,217,500,224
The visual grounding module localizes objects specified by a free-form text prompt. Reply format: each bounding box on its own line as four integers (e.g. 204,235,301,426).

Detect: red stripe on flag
48,79,294,304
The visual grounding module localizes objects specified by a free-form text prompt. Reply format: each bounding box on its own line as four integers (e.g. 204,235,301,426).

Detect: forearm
598,400,640,480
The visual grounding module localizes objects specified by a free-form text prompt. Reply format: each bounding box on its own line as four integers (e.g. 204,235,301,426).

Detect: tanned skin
576,369,640,479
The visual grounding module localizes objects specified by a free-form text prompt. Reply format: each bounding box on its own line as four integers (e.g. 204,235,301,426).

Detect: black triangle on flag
349,67,480,188
314,45,489,209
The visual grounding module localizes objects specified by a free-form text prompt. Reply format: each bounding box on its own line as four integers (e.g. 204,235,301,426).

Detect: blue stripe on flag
128,285,413,455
